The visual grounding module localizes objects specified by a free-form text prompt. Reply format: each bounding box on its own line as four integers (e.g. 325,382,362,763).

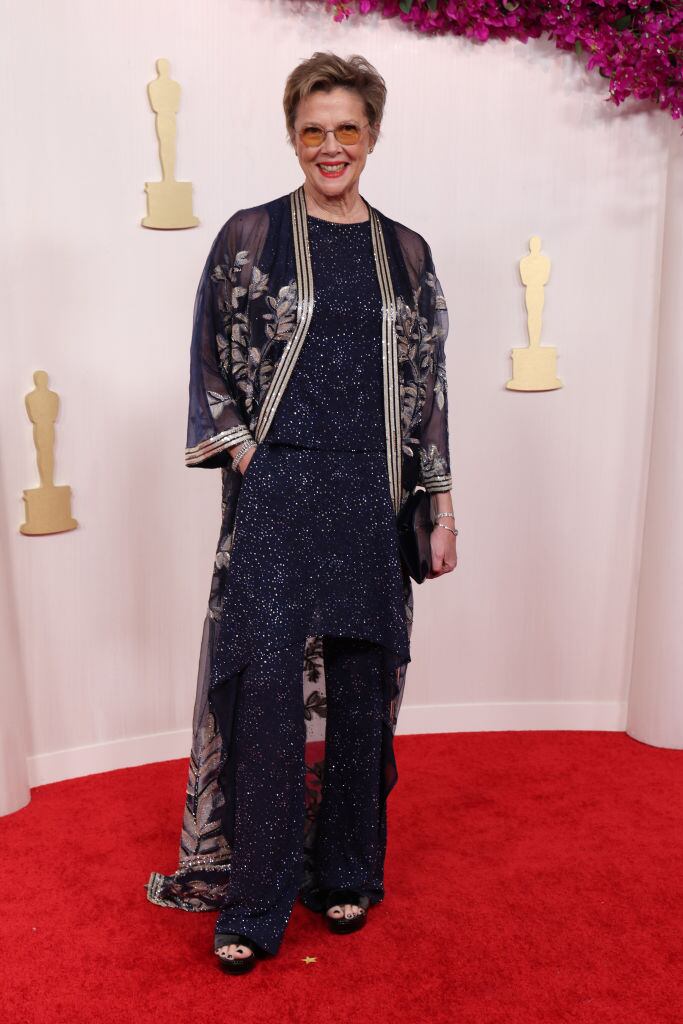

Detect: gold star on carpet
302,956,318,964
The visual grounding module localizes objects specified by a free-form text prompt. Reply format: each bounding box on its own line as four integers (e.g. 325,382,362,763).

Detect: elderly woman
147,51,457,973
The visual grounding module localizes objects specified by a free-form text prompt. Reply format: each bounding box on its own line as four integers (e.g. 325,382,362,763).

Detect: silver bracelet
434,511,456,534
231,438,256,472
435,523,458,536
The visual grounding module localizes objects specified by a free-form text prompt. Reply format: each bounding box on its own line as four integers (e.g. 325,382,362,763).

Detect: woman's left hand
428,523,458,578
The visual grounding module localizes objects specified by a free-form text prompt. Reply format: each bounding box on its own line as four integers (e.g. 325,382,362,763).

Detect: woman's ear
370,121,381,151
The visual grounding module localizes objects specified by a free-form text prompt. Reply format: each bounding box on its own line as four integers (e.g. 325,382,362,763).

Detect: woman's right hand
238,445,258,475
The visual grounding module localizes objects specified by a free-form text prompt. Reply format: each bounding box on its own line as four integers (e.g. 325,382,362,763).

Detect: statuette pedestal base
507,346,562,392
20,486,78,535
142,181,198,229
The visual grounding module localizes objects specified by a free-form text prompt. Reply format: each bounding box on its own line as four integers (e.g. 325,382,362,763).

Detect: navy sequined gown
212,214,410,681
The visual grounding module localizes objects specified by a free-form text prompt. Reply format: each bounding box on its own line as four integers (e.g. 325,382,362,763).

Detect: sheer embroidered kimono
146,184,451,914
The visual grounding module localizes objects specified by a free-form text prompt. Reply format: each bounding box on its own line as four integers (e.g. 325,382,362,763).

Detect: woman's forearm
431,490,455,523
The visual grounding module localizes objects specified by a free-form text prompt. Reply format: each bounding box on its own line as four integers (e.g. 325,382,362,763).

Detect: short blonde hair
283,51,386,146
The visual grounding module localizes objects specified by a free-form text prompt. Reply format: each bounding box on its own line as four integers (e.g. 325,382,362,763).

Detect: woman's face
291,87,376,202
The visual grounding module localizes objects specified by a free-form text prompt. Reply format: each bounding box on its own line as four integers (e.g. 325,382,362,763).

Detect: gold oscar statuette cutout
141,58,199,230
506,236,562,392
20,371,78,536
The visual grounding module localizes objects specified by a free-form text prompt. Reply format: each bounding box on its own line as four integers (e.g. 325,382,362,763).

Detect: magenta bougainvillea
319,0,683,121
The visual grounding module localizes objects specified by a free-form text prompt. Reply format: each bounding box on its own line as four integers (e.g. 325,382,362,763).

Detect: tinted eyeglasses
297,122,369,147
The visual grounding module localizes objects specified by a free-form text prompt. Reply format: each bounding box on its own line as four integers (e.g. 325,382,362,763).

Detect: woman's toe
326,900,366,922
217,942,251,960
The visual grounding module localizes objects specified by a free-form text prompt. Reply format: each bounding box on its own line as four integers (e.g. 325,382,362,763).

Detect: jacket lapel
367,203,402,514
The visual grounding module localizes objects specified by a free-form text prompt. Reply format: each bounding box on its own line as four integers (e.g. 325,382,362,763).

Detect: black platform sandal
214,933,258,974
324,889,370,935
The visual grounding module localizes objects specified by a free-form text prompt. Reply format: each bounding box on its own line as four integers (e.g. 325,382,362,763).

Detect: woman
147,51,457,973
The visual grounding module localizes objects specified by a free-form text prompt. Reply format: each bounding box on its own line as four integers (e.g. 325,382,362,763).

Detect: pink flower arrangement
318,0,683,121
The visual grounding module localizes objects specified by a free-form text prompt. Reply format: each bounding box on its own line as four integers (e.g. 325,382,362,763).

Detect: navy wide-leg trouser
214,634,385,955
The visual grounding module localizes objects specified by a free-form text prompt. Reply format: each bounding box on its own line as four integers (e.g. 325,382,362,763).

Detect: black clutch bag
396,485,433,584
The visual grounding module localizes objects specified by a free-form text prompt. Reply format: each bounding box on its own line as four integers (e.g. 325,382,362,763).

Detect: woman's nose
320,131,342,155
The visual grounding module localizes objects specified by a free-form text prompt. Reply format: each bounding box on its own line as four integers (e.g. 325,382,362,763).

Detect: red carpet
2,731,683,1024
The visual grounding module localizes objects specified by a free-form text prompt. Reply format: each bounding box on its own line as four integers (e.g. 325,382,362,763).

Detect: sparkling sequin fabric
214,445,409,680
206,220,411,949
268,216,386,451
213,216,410,682
146,188,451,934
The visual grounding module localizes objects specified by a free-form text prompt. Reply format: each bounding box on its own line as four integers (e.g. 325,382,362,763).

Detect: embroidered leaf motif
216,332,229,374
403,435,419,457
206,390,235,420
177,725,231,866
230,334,260,417
231,285,247,309
249,265,270,301
304,689,327,721
215,530,233,570
264,282,298,343
153,631,349,912
419,442,450,479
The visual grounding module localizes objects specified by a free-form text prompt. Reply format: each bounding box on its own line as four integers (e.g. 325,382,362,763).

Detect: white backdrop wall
1,0,679,793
